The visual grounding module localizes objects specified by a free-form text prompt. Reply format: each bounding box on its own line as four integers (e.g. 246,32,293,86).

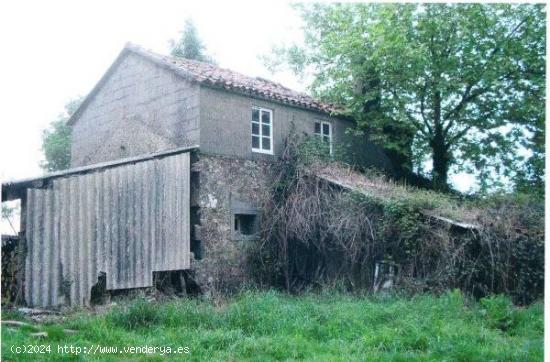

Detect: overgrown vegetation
1,290,543,361
1,203,19,235
268,3,545,192
249,135,544,304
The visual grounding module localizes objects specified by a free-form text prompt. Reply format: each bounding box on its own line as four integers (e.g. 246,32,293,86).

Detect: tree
1,204,18,234
268,4,545,191
170,18,215,63
40,97,82,172
514,115,545,196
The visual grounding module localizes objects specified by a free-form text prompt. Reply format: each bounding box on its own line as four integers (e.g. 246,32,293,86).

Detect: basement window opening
191,239,202,260
234,214,258,236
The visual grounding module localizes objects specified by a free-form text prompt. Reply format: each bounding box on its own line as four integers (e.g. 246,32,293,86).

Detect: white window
251,107,273,154
314,121,332,154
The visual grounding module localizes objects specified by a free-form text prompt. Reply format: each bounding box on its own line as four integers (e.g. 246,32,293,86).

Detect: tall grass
2,290,543,361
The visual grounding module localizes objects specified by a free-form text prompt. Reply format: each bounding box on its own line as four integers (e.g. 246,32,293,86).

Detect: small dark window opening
191,239,202,260
234,214,257,236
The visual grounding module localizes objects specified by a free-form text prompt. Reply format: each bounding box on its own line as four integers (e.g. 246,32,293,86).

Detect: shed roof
310,162,481,230
1,145,198,202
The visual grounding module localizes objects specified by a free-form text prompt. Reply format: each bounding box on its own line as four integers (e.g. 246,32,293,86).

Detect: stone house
67,43,391,295
1,43,392,305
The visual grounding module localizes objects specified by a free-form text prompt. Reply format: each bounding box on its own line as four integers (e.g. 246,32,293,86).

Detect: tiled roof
126,43,342,115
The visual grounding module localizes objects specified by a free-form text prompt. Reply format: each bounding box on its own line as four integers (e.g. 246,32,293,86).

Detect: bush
251,135,544,304
474,194,544,304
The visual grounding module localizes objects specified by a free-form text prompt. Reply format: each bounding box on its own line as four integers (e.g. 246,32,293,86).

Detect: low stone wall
190,153,274,297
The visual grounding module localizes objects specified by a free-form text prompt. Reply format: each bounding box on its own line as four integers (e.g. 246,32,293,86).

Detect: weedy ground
1,290,543,361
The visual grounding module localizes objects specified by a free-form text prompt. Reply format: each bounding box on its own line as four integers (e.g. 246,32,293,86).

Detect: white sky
0,0,303,183
0,1,477,233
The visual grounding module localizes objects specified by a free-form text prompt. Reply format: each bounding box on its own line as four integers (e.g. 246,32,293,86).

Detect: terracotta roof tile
126,43,343,115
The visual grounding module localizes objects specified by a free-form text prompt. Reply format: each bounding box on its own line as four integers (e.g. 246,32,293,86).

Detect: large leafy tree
170,18,215,63
269,4,545,191
40,97,82,172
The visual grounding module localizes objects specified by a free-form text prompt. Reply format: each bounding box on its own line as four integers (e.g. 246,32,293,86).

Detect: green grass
1,290,543,361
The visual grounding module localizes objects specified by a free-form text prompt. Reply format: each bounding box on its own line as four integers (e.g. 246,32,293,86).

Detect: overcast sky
0,0,304,181
0,1,477,232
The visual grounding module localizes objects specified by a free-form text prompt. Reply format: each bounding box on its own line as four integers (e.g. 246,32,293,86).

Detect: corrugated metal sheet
24,152,190,307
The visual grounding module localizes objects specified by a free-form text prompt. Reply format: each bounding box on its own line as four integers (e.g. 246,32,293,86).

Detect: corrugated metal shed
5,148,193,307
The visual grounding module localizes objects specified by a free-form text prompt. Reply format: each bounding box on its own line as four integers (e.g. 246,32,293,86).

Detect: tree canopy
40,97,82,172
268,3,545,193
170,18,215,63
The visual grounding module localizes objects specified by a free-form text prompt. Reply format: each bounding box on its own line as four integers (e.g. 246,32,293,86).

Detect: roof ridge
66,42,344,128
124,43,342,114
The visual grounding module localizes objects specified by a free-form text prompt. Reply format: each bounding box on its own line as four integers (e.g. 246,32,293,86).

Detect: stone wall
70,49,392,173
66,48,395,296
71,51,200,167
190,153,274,296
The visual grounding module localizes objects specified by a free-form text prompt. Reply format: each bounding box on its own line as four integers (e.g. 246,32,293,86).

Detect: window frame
251,106,274,155
314,120,333,155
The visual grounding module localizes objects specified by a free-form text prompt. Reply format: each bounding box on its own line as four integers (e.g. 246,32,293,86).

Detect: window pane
252,135,260,149
261,111,271,124
261,137,270,150
252,109,260,122
252,122,259,135
323,123,330,135
314,122,321,134
262,124,270,136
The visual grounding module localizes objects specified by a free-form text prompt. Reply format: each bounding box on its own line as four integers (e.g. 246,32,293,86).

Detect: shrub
251,135,544,304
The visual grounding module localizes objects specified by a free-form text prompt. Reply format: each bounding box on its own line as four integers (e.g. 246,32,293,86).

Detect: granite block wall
199,86,393,171
70,51,200,167
189,153,273,296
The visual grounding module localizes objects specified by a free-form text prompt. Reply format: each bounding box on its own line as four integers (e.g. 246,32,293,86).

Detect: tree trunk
431,90,450,191
360,71,415,181
380,126,415,180
430,133,449,191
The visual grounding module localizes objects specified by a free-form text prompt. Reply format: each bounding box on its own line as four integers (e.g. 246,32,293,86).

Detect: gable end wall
70,51,200,167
